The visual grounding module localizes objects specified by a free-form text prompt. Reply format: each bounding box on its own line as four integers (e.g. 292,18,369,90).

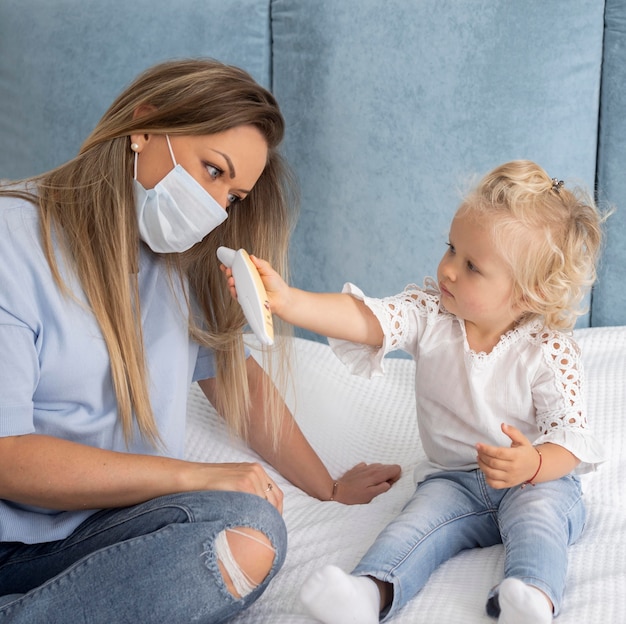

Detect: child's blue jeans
352,469,585,621
0,490,286,623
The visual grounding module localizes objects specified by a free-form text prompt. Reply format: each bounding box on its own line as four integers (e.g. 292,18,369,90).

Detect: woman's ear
129,133,148,153
132,103,157,120
129,104,158,151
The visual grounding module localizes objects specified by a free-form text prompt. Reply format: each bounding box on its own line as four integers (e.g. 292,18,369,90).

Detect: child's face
437,211,522,336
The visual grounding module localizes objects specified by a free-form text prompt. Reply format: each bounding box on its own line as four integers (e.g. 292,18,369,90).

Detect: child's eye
446,242,455,254
205,163,222,180
467,261,479,273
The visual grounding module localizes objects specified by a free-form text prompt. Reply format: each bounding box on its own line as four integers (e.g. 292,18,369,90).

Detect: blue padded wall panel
0,0,271,179
272,0,604,334
593,0,626,327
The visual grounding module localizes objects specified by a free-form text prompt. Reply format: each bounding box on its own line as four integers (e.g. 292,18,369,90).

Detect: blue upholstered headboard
1,0,624,328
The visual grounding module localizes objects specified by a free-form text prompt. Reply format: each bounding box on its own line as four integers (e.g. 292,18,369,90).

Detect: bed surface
185,326,626,623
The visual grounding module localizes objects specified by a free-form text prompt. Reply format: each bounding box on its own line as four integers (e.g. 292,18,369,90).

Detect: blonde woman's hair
457,159,606,331
1,58,297,445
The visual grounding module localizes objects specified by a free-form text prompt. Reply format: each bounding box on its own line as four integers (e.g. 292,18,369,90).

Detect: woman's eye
205,163,222,180
227,193,241,207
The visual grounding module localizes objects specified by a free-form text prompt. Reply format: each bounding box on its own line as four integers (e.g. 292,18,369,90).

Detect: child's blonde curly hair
457,160,606,331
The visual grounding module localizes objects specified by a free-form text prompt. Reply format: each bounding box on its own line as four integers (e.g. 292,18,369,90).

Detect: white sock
497,578,552,624
299,564,380,624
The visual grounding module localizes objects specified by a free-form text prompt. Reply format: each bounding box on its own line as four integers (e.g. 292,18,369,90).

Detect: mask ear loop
132,135,177,181
165,135,178,167
130,141,140,180
133,151,138,180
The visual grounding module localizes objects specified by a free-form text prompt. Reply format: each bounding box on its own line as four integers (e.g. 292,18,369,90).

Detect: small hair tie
551,177,564,193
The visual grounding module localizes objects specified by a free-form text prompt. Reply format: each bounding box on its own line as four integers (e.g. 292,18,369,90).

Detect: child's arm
475,423,580,489
226,255,384,347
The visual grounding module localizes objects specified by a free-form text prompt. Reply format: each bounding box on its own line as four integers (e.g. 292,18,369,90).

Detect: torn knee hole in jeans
214,527,275,598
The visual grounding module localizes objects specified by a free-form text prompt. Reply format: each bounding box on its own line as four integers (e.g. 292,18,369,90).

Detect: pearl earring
130,143,140,152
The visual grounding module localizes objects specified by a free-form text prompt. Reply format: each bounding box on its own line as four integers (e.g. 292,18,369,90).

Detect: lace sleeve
532,330,604,470
370,279,441,351
327,280,442,377
535,331,586,433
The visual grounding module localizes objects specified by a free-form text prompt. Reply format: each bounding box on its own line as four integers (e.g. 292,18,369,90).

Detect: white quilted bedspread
185,326,626,623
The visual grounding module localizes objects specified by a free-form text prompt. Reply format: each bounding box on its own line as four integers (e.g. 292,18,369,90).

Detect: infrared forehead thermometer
216,246,274,346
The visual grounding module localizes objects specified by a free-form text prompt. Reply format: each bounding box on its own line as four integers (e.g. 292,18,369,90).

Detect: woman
0,59,400,623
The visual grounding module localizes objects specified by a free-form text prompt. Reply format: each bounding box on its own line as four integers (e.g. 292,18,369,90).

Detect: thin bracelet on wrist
521,447,542,488
329,481,339,501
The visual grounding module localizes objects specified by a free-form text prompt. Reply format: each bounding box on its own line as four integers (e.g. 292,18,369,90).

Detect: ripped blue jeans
0,491,286,623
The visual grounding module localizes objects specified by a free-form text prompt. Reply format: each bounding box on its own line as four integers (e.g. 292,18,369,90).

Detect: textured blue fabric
594,0,626,327
272,0,605,331
0,0,271,179
1,0,624,328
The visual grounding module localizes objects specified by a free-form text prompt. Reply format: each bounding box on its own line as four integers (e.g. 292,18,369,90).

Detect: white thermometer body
217,246,274,346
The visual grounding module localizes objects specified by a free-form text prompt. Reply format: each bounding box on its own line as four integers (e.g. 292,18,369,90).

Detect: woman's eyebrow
208,148,252,195
210,149,235,179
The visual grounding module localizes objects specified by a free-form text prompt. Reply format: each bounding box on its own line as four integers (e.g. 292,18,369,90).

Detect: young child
225,160,606,623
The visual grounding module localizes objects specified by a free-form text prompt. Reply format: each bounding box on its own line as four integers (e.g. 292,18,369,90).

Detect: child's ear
511,290,534,317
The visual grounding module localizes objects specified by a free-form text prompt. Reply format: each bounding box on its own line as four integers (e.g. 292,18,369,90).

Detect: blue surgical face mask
133,135,228,254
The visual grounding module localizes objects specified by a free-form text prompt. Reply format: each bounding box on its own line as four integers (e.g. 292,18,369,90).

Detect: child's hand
219,262,238,300
219,254,290,318
475,424,541,489
249,254,291,317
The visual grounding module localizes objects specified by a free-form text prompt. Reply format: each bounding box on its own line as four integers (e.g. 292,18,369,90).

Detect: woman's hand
0,434,284,513
187,461,283,514
330,462,402,505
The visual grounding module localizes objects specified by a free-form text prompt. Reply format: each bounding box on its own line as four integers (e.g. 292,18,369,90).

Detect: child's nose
440,257,456,281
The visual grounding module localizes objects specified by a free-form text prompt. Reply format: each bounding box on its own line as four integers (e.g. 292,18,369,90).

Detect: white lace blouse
328,281,605,482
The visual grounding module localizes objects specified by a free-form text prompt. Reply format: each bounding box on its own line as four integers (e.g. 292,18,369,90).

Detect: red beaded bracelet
521,447,542,488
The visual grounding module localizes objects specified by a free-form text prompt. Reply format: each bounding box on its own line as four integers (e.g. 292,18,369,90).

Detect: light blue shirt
0,192,215,543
